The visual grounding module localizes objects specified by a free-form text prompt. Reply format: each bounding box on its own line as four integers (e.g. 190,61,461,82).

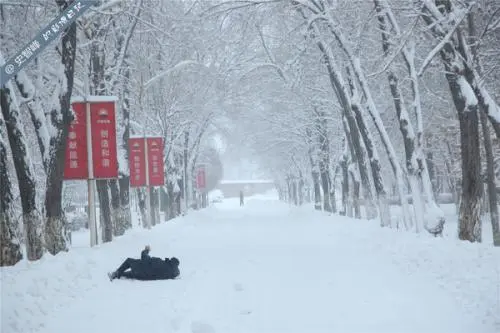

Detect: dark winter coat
133,256,180,280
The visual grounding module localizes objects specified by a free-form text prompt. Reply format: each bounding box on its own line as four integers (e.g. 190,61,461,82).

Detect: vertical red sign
64,102,88,179
129,138,146,187
90,102,118,178
147,137,165,186
196,166,206,190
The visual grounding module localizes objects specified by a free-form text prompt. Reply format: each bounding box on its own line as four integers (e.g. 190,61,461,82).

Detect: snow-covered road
2,194,499,333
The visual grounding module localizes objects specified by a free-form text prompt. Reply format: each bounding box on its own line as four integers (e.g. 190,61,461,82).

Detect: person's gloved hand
141,245,151,260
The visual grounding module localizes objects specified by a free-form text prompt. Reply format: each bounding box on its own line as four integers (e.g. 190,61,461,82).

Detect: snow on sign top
71,96,118,103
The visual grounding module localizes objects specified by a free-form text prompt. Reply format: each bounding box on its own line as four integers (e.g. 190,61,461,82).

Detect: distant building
216,180,275,198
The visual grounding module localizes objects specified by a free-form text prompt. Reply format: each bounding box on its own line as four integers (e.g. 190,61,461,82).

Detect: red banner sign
64,100,118,180
129,138,146,187
147,137,165,186
63,102,88,179
90,102,118,178
128,137,164,187
196,166,206,190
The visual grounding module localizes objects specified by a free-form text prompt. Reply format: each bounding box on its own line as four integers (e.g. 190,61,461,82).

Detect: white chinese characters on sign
14,54,25,66
68,129,79,169
29,40,41,52
42,29,52,41
152,154,158,174
13,38,42,67
51,23,60,33
134,154,141,180
100,129,110,168
74,1,86,11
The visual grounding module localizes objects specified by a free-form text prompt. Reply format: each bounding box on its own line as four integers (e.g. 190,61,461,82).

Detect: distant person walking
240,190,244,206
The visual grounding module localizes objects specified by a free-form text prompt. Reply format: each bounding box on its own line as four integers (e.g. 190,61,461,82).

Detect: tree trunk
346,74,386,221
14,71,50,171
175,183,181,216
312,169,322,210
44,3,78,255
316,112,333,212
340,151,349,216
292,179,298,205
286,176,292,204
137,188,147,228
343,109,375,220
467,12,500,245
330,186,336,213
444,141,460,209
277,185,284,201
150,187,158,226
387,71,423,232
351,103,383,220
119,175,131,229
115,66,132,235
165,179,175,221
97,180,112,242
307,129,322,210
0,116,22,266
1,84,43,260
109,179,122,236
349,167,361,219
109,180,120,236
298,177,304,205
426,152,438,197
444,68,482,242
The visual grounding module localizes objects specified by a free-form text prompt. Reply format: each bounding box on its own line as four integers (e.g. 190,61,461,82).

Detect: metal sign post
0,1,98,87
144,136,151,229
85,98,98,247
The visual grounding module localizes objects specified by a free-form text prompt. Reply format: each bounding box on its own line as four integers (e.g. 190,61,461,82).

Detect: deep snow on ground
2,193,500,333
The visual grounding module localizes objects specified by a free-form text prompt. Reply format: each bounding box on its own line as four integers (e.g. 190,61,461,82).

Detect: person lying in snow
108,245,180,281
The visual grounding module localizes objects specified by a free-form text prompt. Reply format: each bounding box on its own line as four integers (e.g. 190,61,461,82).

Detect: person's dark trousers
115,258,139,278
